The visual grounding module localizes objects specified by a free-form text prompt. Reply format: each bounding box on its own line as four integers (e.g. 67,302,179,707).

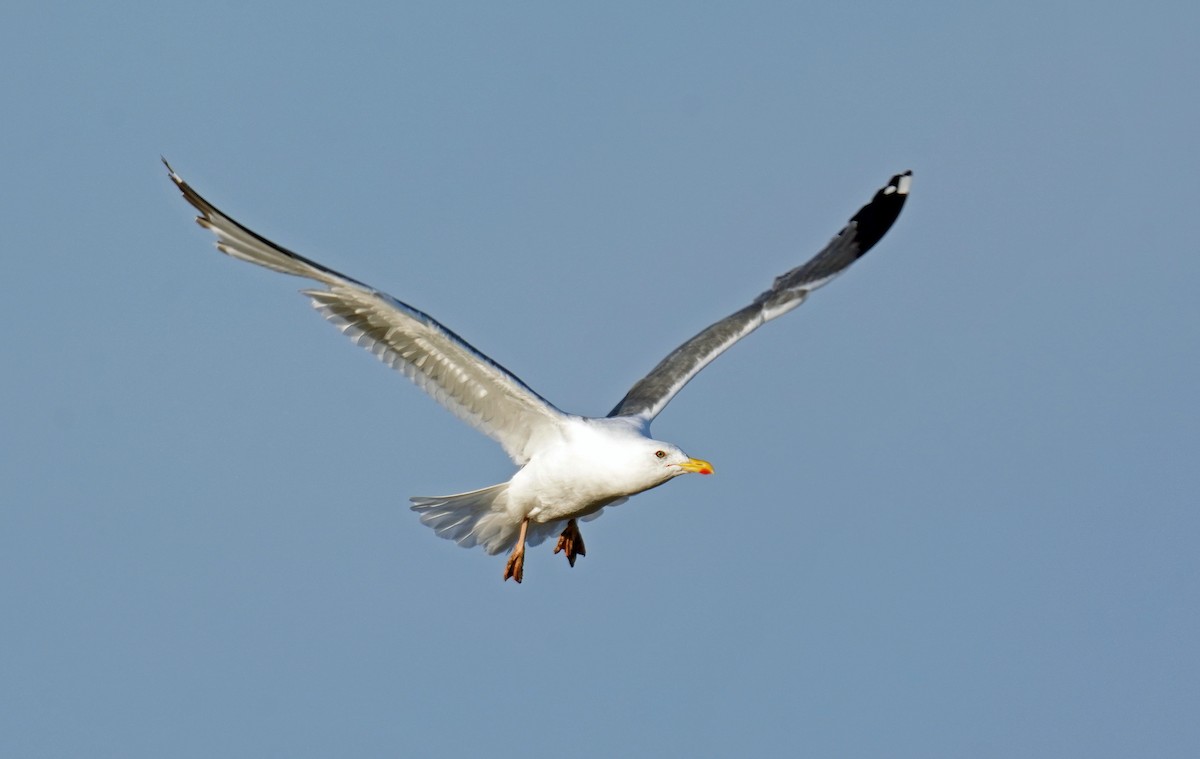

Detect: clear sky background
2,2,1197,757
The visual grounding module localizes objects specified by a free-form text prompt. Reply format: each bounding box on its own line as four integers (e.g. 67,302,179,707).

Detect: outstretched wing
608,170,912,422
165,160,570,464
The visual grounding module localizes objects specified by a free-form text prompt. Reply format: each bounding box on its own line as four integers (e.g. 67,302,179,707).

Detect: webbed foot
553,518,586,567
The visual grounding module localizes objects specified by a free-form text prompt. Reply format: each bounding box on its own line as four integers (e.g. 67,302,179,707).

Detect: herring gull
166,161,911,582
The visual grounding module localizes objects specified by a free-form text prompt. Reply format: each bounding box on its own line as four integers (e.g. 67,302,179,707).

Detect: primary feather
164,160,568,465
608,170,912,421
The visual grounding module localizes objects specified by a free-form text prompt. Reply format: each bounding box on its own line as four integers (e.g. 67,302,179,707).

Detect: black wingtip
848,170,912,257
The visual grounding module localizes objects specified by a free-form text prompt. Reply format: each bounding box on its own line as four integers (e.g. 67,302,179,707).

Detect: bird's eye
655,450,667,459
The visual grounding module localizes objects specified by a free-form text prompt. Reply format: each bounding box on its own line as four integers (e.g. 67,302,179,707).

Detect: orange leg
503,517,530,583
553,518,587,567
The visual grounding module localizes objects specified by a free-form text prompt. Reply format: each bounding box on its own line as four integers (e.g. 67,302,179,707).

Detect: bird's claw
503,548,525,583
554,519,586,567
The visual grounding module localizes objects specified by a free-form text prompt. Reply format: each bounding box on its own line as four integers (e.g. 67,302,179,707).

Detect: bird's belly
528,494,623,523
507,466,636,524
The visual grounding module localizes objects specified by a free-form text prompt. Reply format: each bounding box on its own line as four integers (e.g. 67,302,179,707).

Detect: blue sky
2,2,1197,757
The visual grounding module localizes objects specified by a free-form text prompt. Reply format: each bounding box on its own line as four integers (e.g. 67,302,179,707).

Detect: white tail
410,483,523,555
410,484,618,556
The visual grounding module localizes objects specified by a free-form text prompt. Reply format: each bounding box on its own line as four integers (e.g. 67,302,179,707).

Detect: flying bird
166,160,911,582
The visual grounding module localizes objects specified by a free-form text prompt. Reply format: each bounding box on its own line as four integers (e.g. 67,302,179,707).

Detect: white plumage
166,160,910,582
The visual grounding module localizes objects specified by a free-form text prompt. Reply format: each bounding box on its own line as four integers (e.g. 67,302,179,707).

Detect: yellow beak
677,457,714,475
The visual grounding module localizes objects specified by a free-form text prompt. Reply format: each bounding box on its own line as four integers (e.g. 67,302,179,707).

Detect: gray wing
608,170,912,422
165,160,570,464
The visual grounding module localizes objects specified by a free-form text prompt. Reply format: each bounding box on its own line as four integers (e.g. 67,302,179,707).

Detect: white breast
506,418,670,523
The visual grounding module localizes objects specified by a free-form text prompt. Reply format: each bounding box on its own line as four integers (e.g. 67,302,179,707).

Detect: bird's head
576,421,714,494
645,440,714,480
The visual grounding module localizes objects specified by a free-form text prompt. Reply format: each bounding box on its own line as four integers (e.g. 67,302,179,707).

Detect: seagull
166,160,911,582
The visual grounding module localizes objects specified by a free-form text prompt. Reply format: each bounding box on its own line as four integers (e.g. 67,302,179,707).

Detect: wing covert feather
608,171,911,421
165,160,568,463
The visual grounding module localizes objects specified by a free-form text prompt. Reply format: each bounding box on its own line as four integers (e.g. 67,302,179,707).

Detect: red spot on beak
680,458,714,475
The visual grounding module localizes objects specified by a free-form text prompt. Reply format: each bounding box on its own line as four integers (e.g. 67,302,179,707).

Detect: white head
568,420,714,497
622,438,714,491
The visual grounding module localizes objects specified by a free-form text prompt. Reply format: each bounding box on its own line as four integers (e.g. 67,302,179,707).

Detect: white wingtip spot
896,172,913,195
161,157,182,184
